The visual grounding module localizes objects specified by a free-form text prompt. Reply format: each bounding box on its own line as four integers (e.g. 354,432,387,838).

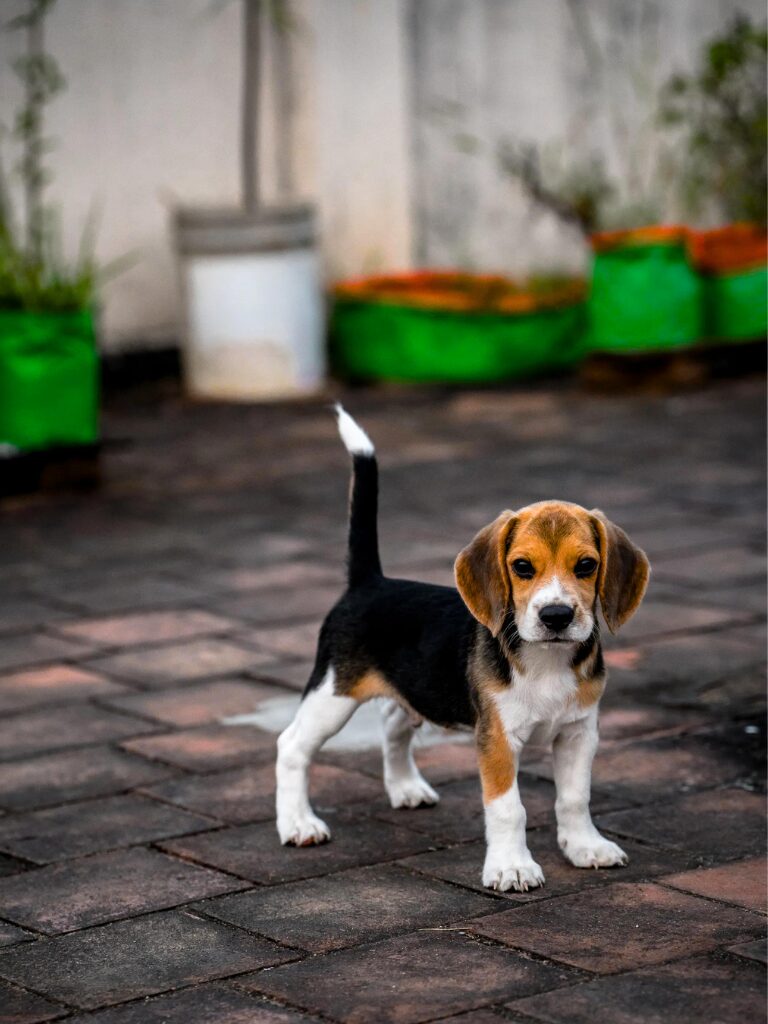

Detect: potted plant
501,141,703,357
0,0,101,454
660,16,767,344
331,271,587,383
174,0,324,401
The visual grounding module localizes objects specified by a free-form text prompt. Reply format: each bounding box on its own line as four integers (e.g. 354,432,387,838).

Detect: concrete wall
0,0,763,350
411,0,765,275
0,0,243,351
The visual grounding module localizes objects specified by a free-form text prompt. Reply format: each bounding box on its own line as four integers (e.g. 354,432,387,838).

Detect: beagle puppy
276,406,650,892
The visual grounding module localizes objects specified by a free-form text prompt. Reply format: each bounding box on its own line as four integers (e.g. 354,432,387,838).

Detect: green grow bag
331,272,587,382
701,266,768,341
589,227,703,353
0,309,99,450
689,227,768,342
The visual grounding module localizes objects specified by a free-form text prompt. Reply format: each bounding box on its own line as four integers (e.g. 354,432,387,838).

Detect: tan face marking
506,503,600,643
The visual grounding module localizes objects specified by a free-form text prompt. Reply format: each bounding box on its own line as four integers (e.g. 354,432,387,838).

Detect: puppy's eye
575,557,598,578
512,559,535,579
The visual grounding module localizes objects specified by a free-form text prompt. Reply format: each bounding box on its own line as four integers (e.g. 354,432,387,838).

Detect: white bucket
175,205,325,401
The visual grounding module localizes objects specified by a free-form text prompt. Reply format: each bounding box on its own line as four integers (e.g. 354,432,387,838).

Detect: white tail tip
334,403,375,456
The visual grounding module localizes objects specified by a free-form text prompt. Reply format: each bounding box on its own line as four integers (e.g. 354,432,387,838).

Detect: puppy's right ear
454,511,517,636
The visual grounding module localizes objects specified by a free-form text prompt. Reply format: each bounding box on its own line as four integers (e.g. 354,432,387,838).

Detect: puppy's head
454,501,649,644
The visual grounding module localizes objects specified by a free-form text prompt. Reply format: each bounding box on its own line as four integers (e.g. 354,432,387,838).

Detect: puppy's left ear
590,510,650,633
454,511,517,636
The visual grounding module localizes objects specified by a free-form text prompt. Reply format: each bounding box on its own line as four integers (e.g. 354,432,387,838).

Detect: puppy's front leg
553,712,627,868
477,709,544,892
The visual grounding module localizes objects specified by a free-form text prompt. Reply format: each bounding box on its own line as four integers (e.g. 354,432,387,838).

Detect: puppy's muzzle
538,604,575,633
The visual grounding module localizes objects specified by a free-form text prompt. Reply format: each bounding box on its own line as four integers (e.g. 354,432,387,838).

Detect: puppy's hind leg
276,667,357,846
381,700,439,809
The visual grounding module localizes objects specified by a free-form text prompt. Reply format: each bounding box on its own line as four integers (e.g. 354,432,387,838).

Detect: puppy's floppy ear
455,511,517,636
590,509,650,633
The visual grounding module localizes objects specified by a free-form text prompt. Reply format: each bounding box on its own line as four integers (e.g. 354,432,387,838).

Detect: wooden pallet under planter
330,272,587,383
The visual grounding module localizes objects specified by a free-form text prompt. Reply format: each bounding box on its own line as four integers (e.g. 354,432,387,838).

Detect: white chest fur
493,642,588,747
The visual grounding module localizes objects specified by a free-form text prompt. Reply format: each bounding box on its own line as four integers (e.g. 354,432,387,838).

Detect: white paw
482,853,545,893
277,811,331,847
559,833,628,869
385,774,439,809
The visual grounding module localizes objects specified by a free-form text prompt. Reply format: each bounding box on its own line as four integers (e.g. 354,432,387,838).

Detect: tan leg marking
477,701,515,805
576,675,606,709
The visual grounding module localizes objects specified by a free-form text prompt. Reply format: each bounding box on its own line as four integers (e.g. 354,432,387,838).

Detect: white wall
411,0,766,275
0,0,763,351
1,0,243,351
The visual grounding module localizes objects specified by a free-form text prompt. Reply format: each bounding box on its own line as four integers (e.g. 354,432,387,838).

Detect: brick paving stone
63,983,319,1023
0,632,97,673
235,624,320,661
321,738,478,786
616,597,757,643
0,664,128,714
0,979,64,1023
0,794,215,863
251,659,315,691
0,746,171,812
202,864,500,952
99,679,279,727
603,631,764,699
87,638,276,688
0,921,33,948
585,733,751,803
595,788,766,864
0,598,71,635
41,574,210,615
507,952,766,1024
431,1012,506,1024
0,854,32,877
122,723,276,772
0,846,247,934
160,816,441,884
470,882,763,973
0,705,157,762
660,856,767,913
54,610,238,648
652,546,765,586
142,762,381,824
245,929,574,1024
595,705,709,744
210,560,341,592
399,835,696,902
689,579,767,616
371,775,557,843
729,938,767,964
0,909,295,1010
214,586,339,627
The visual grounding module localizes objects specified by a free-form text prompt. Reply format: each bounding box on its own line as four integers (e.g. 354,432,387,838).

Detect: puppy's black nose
539,604,575,631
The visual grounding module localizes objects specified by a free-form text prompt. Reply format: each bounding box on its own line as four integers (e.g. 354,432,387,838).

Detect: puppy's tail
334,404,382,588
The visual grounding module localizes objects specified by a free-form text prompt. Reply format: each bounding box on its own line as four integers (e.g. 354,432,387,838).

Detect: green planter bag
589,227,703,353
0,309,99,450
331,272,587,383
689,226,768,342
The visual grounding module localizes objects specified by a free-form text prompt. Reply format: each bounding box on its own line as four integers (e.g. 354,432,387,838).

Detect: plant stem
241,0,261,211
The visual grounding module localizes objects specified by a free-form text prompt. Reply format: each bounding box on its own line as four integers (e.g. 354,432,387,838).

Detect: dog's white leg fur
380,701,439,809
275,668,357,845
552,711,628,868
482,775,545,892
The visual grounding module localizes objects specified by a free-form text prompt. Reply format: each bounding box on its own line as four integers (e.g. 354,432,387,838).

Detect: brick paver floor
0,376,764,1022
